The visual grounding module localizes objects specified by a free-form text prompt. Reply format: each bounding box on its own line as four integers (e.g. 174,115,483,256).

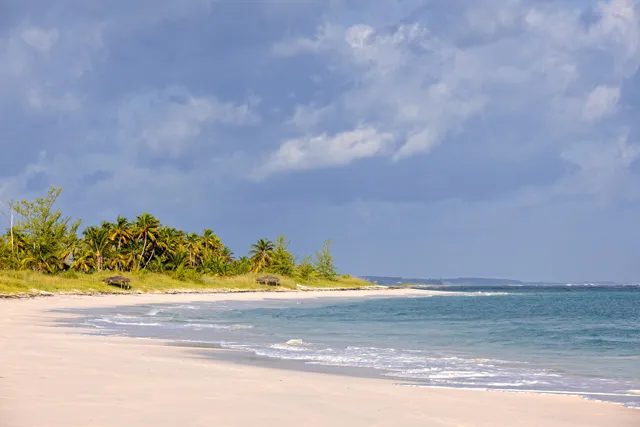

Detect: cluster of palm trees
0,187,336,280
71,214,243,275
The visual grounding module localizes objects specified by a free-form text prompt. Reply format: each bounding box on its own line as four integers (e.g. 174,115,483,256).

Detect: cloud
557,135,640,200
344,24,376,49
259,127,394,177
271,24,341,56
27,90,82,112
583,85,621,121
264,0,640,188
20,27,59,52
285,104,331,129
117,87,259,158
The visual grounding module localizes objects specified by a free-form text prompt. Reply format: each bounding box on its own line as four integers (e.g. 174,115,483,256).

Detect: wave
458,292,512,296
415,287,512,296
269,339,314,352
183,323,253,330
213,341,639,407
398,384,640,400
173,305,201,310
91,318,161,327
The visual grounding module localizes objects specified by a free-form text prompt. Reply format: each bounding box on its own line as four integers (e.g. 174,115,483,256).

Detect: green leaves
249,238,275,273
0,187,344,282
9,186,81,273
314,239,338,281
270,236,296,276
295,255,317,281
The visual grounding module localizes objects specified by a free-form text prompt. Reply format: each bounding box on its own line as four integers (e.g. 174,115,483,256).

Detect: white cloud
345,24,376,48
118,88,259,157
20,27,59,52
285,104,331,129
27,89,82,112
582,85,621,121
266,0,640,188
260,127,394,177
271,24,341,56
556,135,640,201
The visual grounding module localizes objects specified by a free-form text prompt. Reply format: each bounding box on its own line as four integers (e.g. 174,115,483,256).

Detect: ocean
59,285,640,408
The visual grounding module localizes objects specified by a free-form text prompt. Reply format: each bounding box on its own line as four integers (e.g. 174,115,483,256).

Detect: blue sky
1,0,640,282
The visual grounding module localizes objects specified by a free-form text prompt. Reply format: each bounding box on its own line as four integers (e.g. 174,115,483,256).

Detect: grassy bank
0,270,375,296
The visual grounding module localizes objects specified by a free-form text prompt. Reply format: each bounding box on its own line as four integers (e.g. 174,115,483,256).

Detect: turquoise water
61,285,640,407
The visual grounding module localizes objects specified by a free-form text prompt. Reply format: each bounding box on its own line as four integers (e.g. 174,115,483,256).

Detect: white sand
1,289,638,427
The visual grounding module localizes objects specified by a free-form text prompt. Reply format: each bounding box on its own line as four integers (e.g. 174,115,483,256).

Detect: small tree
270,235,296,277
314,239,337,280
10,186,81,273
295,255,316,281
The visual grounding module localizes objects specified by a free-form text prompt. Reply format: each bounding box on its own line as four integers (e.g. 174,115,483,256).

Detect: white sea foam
183,323,253,330
91,318,161,327
458,292,512,296
397,384,640,398
113,314,139,319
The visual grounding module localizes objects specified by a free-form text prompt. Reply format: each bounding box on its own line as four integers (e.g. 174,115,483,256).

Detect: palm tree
202,229,222,253
249,238,274,273
184,232,201,268
165,247,189,271
78,225,112,271
109,216,132,250
156,227,181,262
110,248,136,272
220,246,234,263
134,213,160,270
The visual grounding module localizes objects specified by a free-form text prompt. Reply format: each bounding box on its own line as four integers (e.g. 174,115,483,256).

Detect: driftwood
102,276,132,290
255,275,281,286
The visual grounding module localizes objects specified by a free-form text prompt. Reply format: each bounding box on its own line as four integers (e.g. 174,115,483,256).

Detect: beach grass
0,270,374,296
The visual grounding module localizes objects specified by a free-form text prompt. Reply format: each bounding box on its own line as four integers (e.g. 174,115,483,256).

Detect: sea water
58,285,640,408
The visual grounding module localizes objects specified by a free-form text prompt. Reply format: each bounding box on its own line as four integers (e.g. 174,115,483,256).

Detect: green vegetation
0,186,371,296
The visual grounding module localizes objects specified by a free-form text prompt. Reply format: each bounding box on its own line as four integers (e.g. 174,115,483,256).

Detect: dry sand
1,289,638,427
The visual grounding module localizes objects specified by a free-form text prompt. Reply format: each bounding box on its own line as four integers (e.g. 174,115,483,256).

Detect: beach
1,289,638,427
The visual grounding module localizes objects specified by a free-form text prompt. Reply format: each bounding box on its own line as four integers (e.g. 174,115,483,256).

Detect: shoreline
1,289,639,427
0,284,419,300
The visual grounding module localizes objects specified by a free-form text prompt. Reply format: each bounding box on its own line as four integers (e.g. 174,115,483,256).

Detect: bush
171,265,203,283
295,256,317,281
59,270,79,280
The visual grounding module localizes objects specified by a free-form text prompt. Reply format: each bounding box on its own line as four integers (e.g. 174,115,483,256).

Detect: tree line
0,187,338,281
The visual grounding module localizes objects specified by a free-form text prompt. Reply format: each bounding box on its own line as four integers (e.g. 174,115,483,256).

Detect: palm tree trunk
144,247,156,269
137,233,147,270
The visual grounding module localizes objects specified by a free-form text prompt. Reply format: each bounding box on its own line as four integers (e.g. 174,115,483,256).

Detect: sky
1,0,640,282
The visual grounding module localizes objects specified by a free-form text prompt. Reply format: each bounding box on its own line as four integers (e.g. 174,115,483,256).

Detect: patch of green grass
0,271,374,296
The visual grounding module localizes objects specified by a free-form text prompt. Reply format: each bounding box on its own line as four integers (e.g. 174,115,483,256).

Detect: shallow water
58,285,640,408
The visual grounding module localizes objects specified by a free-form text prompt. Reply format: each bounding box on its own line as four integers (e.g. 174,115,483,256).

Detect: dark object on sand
255,275,281,286
102,276,132,290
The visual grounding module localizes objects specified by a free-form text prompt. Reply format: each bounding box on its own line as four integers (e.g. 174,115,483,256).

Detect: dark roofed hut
255,275,281,286
102,276,132,290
